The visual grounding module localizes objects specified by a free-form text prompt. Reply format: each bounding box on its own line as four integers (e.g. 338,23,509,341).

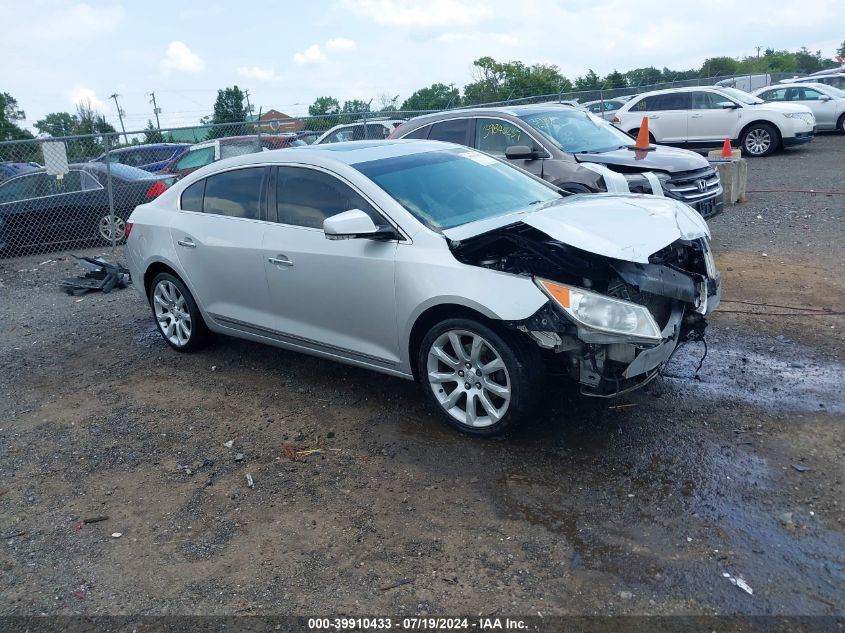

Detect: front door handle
177,238,196,248
268,255,293,267
647,115,659,119
690,114,703,118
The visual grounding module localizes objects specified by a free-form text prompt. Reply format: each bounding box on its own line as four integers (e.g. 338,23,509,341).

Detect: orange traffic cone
721,138,733,159
629,116,655,151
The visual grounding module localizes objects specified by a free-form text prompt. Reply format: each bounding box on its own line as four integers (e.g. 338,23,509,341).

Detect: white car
612,86,816,157
315,120,404,144
778,73,845,90
753,83,845,133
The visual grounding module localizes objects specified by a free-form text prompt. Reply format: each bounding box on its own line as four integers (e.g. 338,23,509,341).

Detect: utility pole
149,91,162,131
243,89,253,118
756,46,762,58
109,93,128,144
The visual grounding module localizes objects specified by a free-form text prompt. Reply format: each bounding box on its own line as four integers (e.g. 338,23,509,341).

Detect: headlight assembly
535,278,663,341
784,112,815,126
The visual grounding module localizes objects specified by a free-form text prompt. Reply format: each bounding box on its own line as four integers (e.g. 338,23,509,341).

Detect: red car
159,134,304,179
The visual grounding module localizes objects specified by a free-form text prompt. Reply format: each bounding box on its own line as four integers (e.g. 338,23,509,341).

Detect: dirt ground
0,135,843,618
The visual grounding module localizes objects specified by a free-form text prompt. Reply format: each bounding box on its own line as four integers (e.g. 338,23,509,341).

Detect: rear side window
428,119,471,145
275,167,381,229
202,167,266,220
176,147,215,170
402,124,431,139
180,179,205,212
475,118,527,156
632,93,689,111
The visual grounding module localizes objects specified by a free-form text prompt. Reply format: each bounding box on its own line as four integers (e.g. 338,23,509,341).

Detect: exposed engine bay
449,223,721,396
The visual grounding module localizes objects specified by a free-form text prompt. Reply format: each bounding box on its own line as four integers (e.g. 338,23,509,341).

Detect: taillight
145,180,169,198
612,115,620,123
125,221,133,238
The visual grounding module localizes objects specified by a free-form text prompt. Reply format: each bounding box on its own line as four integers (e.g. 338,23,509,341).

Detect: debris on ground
791,463,810,472
723,572,753,595
82,515,109,524
281,443,297,461
295,449,324,458
111,532,122,538
3,530,26,539
245,473,254,488
234,453,245,462
59,256,130,296
223,440,234,448
380,578,414,591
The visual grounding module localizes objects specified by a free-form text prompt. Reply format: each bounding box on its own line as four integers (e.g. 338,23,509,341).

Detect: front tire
837,114,845,135
417,318,543,437
97,213,126,244
741,123,779,157
149,272,209,352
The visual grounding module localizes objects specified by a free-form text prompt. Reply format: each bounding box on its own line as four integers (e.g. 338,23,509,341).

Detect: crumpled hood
574,144,709,172
443,193,710,264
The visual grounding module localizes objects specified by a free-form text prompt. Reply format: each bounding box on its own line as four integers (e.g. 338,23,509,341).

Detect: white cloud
326,37,357,52
237,65,278,81
67,87,106,112
160,41,206,74
294,44,327,65
341,0,493,28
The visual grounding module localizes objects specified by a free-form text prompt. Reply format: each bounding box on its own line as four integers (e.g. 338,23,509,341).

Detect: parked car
581,99,627,121
809,65,845,76
778,73,845,90
715,74,771,92
314,120,404,144
390,105,723,217
94,143,190,173
159,134,304,179
753,83,845,133
294,130,320,144
126,140,720,436
0,163,173,254
0,161,40,183
612,86,816,157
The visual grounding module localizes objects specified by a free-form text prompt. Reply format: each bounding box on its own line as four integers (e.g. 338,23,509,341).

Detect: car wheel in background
740,123,778,157
149,272,209,352
418,318,543,437
838,114,845,134
98,213,126,244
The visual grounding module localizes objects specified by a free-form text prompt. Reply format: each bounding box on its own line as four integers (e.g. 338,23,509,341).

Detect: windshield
354,148,560,230
718,87,764,105
518,109,634,153
822,85,845,98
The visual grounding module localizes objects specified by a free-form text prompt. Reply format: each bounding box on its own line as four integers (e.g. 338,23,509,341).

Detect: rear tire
417,318,544,437
149,272,209,352
837,114,845,135
97,213,126,244
740,123,779,157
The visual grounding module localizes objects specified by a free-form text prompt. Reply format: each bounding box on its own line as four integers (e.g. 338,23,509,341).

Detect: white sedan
754,83,845,133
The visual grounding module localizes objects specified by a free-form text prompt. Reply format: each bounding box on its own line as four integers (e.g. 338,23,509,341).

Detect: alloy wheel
99,215,126,242
153,280,192,347
744,128,771,155
426,329,511,428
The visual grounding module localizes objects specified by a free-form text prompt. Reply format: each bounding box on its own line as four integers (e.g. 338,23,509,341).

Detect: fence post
103,133,117,258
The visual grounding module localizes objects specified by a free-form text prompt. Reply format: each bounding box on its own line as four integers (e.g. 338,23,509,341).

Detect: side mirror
819,95,832,101
323,209,396,241
505,145,540,160
718,101,739,109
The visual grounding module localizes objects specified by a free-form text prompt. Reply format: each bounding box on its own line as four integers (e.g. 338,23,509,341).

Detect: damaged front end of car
447,195,721,397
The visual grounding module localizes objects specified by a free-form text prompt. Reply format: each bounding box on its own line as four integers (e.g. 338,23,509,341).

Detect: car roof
398,103,578,126
111,143,187,153
762,82,835,90
627,86,725,99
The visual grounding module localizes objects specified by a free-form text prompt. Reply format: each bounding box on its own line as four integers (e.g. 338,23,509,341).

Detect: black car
0,162,173,255
391,105,723,218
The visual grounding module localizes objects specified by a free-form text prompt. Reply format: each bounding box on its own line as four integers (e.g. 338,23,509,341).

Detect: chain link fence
0,72,798,263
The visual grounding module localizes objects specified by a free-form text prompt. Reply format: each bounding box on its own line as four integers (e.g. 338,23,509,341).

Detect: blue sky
4,0,842,132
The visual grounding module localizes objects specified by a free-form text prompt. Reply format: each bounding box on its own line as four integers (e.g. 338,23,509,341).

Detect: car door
169,166,277,331
427,118,472,146
262,165,400,367
687,91,740,141
787,87,833,128
0,172,47,247
626,93,689,142
473,117,547,178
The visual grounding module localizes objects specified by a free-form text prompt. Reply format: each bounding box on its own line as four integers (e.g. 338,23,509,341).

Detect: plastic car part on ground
59,255,130,296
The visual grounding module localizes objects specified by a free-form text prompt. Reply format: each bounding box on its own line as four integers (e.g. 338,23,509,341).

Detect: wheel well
837,112,845,130
627,128,655,143
143,262,180,300
408,304,496,381
739,120,781,146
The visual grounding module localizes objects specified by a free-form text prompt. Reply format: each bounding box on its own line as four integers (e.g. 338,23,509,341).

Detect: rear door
169,166,276,330
787,86,834,127
628,93,689,142
427,118,473,147
473,117,547,178
687,91,739,141
261,165,400,367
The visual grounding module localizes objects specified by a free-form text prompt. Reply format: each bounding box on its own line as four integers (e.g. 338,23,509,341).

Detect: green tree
0,92,34,141
573,69,601,91
602,70,627,89
207,85,250,139
308,96,340,116
623,66,662,88
34,112,78,137
376,93,400,112
67,100,117,160
341,99,370,114
701,56,739,77
463,57,570,105
401,83,461,111
836,40,845,62
143,120,164,144
793,47,830,73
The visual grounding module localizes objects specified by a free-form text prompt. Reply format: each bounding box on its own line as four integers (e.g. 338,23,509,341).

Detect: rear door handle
177,238,196,248
268,255,293,267
647,115,659,119
690,114,703,118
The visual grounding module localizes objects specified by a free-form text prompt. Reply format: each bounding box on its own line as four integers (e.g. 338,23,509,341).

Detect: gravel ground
0,135,843,618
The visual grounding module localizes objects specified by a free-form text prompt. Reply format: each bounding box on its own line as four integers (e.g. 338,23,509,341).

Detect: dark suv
390,105,723,217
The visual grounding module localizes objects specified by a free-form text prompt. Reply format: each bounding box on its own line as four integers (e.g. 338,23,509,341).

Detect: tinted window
202,167,265,220
475,118,529,156
276,167,381,229
690,91,726,109
176,147,215,170
180,179,205,212
632,93,689,111
428,118,471,145
759,88,787,101
403,124,431,139
791,87,821,100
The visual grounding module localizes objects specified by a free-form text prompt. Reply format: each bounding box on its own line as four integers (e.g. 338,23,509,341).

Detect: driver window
690,92,724,109
475,118,528,157
275,167,382,229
